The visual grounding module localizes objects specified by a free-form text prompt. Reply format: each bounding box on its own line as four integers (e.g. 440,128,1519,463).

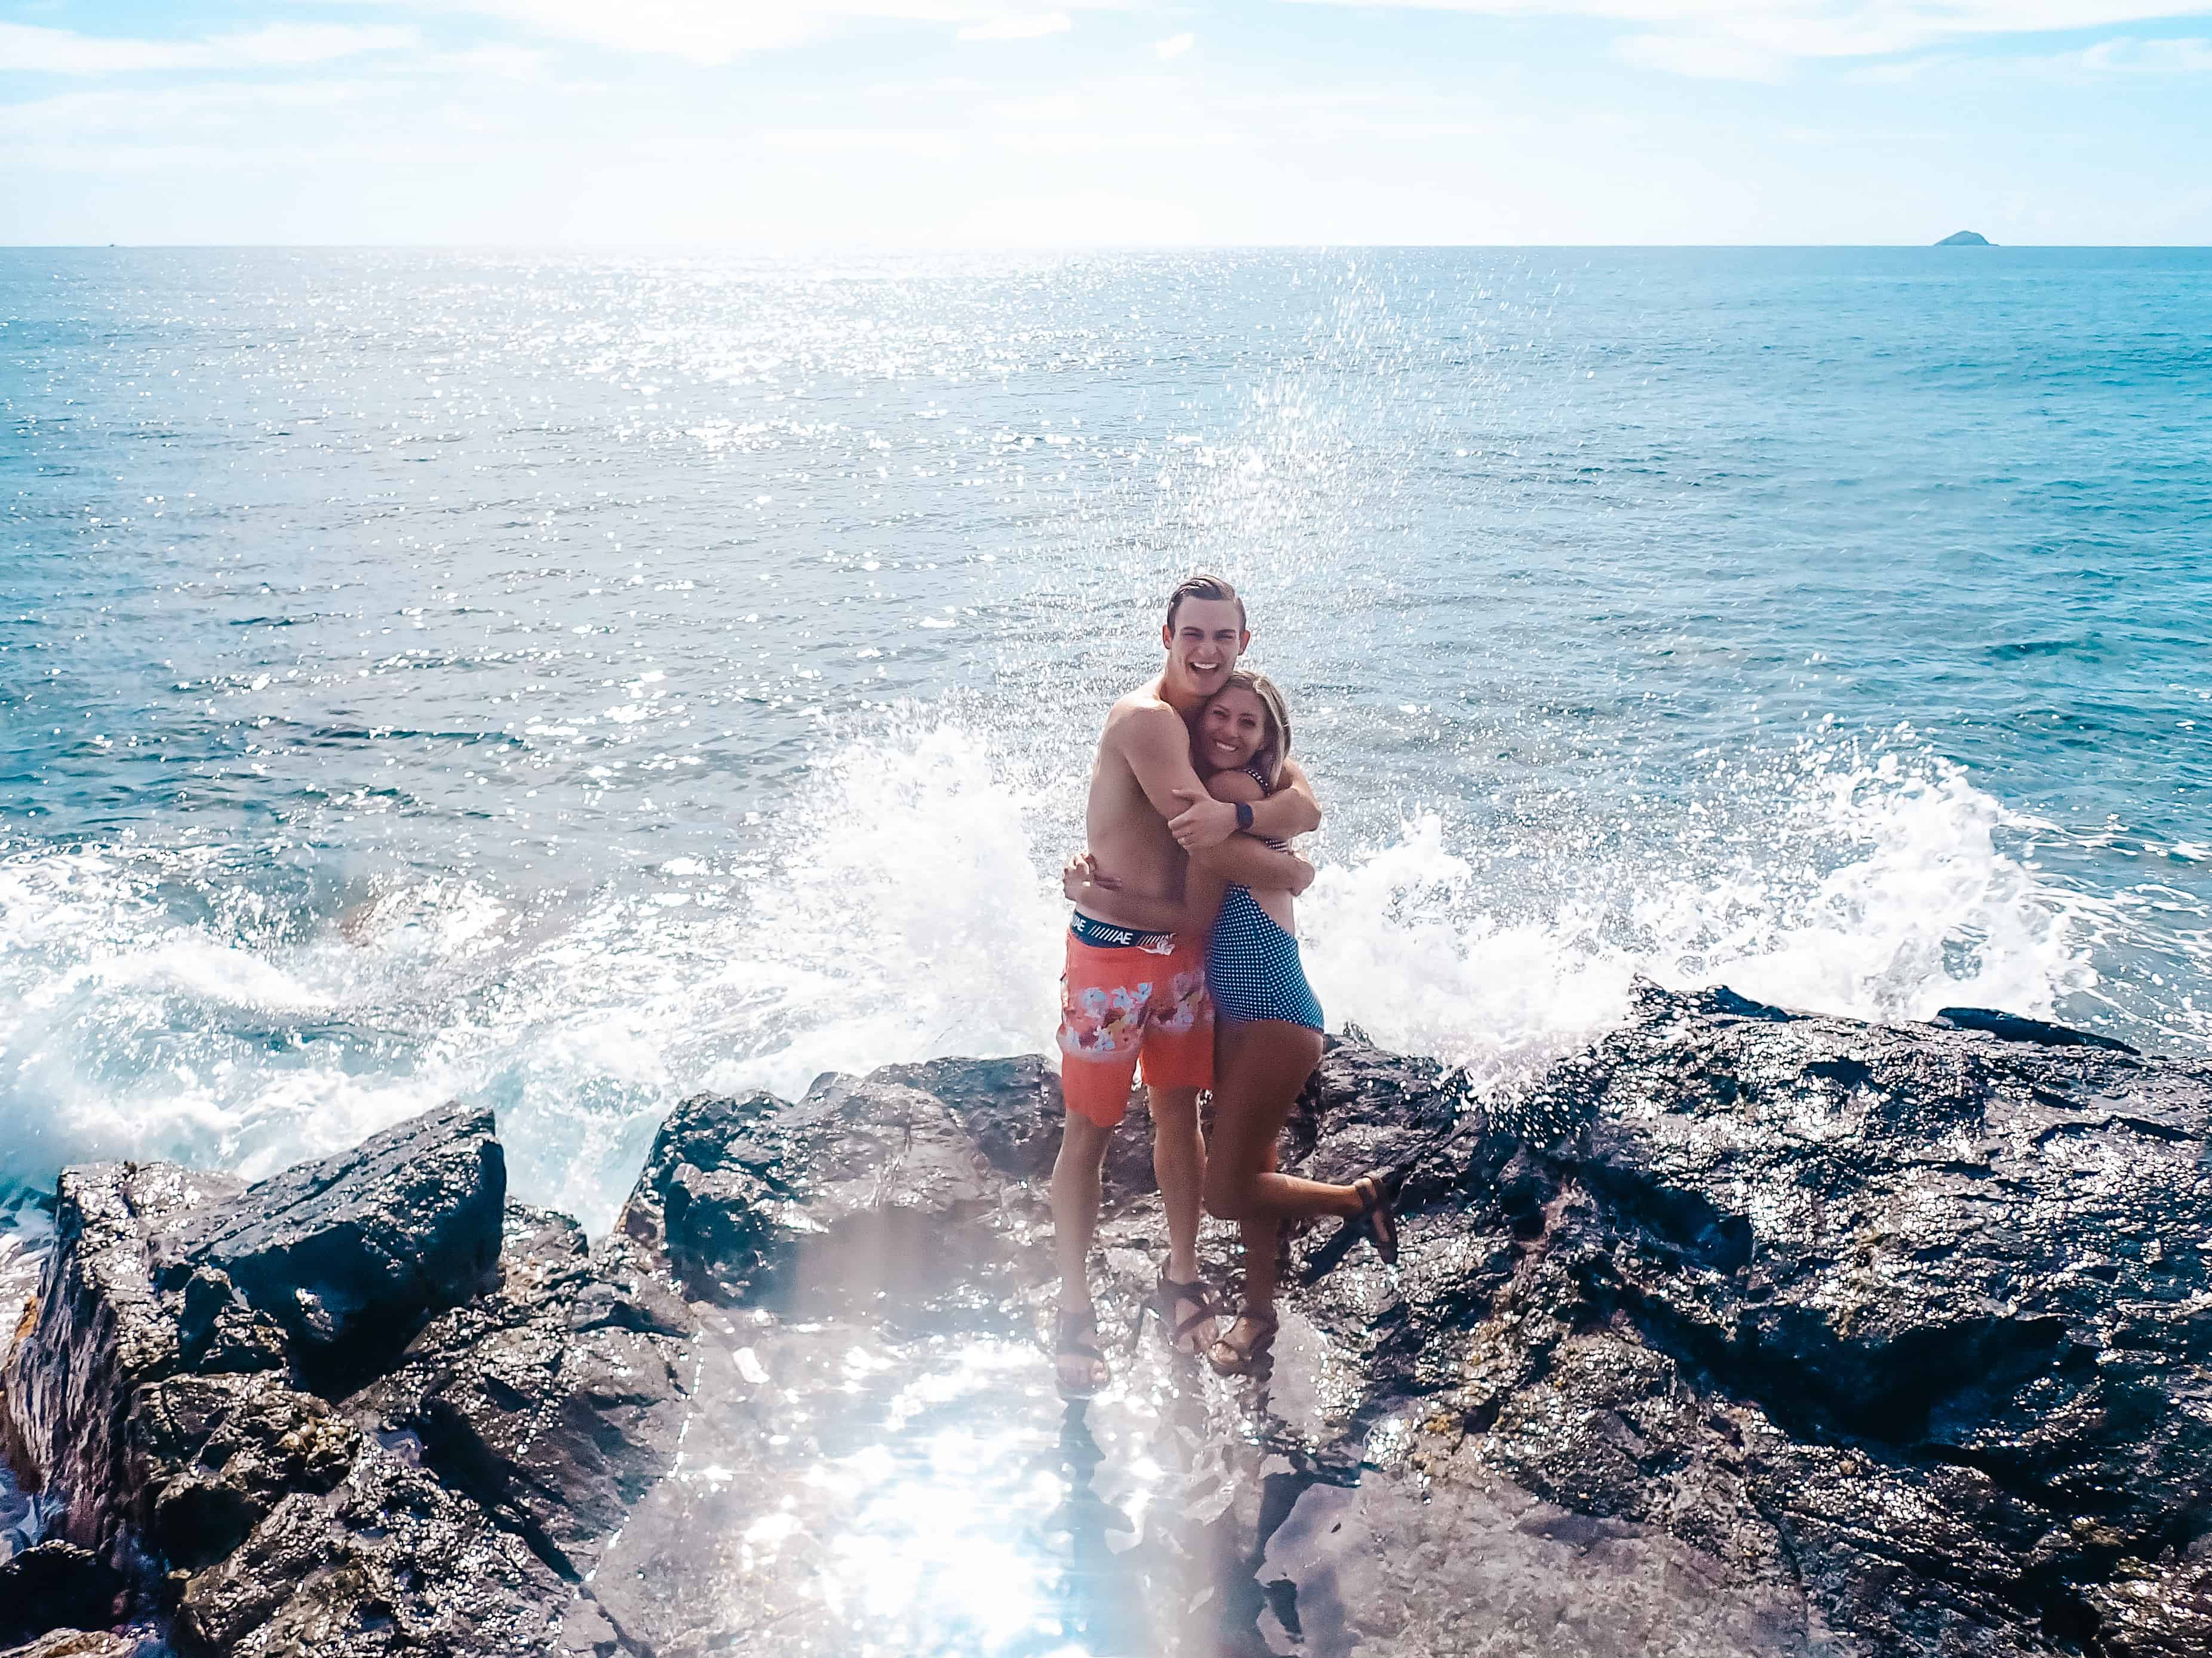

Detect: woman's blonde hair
1214,669,1293,793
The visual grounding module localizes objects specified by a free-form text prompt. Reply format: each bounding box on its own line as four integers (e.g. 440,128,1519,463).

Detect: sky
2,1,2210,245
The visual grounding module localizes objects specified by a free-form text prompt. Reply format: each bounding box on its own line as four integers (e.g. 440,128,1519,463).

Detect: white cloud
1614,30,1781,80
440,0,824,61
226,24,423,66
764,125,967,155
1154,30,1196,59
0,20,418,74
1277,0,2212,76
958,11,1073,39
2081,32,2212,68
373,0,1119,64
0,23,204,72
423,42,557,80
0,79,393,145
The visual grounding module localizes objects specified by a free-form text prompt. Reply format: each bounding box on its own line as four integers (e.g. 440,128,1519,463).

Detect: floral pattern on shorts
1058,976,1156,1056
1151,968,1208,1034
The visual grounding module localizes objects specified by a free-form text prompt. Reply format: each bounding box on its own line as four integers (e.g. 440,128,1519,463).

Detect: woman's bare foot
1206,1307,1279,1377
1351,1171,1402,1265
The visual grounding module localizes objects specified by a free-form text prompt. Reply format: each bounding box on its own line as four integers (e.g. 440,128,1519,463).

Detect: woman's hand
1062,851,1121,903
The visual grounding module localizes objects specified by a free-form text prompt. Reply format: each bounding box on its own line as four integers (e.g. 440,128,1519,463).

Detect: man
1051,573,1321,1397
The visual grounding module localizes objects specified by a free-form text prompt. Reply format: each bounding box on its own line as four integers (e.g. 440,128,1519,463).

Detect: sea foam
0,716,2118,1235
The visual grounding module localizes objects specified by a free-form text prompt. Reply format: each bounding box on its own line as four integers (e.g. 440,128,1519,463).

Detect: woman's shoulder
1205,767,1267,802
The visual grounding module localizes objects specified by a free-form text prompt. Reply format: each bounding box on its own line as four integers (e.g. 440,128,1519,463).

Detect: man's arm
1120,707,1315,894
1169,756,1322,850
1191,770,1312,894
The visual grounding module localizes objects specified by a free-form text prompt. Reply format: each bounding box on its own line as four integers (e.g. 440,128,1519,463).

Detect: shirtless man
1050,573,1322,1398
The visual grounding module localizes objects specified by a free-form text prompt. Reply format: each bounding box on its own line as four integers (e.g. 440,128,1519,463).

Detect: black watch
1234,801,1254,831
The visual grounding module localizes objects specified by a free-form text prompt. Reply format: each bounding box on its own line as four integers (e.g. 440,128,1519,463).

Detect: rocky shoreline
3,983,2208,1657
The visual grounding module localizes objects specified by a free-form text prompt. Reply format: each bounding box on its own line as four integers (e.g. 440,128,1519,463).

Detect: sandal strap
1208,1310,1279,1374
1222,1311,1277,1352
1056,1308,1105,1360
1158,1272,1218,1345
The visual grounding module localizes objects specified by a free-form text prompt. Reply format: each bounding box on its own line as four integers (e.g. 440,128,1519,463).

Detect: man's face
1160,597,1249,701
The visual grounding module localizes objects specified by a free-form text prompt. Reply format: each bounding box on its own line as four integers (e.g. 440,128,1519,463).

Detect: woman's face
1200,687,1269,771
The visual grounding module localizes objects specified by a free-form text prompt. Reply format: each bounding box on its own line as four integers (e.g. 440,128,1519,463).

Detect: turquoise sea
1,246,2207,1229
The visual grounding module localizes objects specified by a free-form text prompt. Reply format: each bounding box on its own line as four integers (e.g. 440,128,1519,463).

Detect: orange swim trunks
1055,918,1213,1127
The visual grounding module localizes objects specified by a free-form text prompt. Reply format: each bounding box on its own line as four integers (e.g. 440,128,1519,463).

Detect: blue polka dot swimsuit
1207,765,1325,1032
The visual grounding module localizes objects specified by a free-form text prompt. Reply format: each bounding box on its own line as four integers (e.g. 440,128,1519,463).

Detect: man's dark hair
1163,572,1246,633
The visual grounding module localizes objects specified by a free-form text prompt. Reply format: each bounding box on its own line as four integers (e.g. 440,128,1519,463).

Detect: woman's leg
1238,1144,1283,1314
1203,1019,1363,1225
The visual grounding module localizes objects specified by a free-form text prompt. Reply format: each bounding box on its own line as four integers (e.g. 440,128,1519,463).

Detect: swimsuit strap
1238,764,1288,852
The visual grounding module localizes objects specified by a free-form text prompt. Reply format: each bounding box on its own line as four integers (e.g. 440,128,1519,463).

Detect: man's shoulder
1102,685,1181,745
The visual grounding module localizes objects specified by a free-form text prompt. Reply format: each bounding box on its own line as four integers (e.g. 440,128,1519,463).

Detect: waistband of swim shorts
1068,910,1178,952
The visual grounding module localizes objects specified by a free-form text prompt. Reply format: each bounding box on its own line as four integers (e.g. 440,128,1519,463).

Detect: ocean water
2,246,2207,1233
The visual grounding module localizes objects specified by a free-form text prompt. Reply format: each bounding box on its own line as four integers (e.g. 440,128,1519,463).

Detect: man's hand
1284,853,1317,896
1168,788,1242,850
1061,850,1120,903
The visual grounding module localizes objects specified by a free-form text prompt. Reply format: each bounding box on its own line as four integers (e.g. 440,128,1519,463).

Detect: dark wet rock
0,1108,674,1656
7,986,2211,1656
0,1543,125,1646
128,1373,359,1572
1,1162,245,1555
0,1632,144,1658
872,1051,1157,1199
355,1204,692,1587
1309,982,2212,1657
620,1073,1015,1316
1937,1004,2140,1053
159,1195,692,1656
174,1447,574,1657
157,1102,504,1388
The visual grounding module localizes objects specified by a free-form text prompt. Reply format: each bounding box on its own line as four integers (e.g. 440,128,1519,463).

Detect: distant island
1936,230,1992,245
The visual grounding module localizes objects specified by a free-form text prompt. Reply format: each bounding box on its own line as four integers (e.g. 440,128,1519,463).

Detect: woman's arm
1060,854,1184,933
1062,851,1230,939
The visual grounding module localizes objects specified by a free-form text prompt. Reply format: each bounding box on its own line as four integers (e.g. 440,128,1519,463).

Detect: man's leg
1147,1083,1218,1354
1050,1110,1115,1394
1132,937,1217,1352
1148,1084,1206,1287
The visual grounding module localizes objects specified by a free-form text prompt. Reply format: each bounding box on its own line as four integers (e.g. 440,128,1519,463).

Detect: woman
1065,669,1398,1375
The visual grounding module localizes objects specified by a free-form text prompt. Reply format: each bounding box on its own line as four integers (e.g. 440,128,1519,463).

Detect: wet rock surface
156,1100,506,1391
0,1543,125,1646
0,1632,146,1658
1,986,2208,1656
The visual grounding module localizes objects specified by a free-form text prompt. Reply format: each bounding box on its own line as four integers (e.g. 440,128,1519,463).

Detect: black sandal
1054,1305,1108,1399
1206,1308,1279,1377
1147,1268,1220,1358
1351,1171,1402,1266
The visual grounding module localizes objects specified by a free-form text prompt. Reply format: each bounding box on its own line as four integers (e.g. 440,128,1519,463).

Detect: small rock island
1937,230,1993,245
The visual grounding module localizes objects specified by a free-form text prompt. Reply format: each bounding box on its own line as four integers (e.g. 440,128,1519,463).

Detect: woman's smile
1201,688,1268,769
